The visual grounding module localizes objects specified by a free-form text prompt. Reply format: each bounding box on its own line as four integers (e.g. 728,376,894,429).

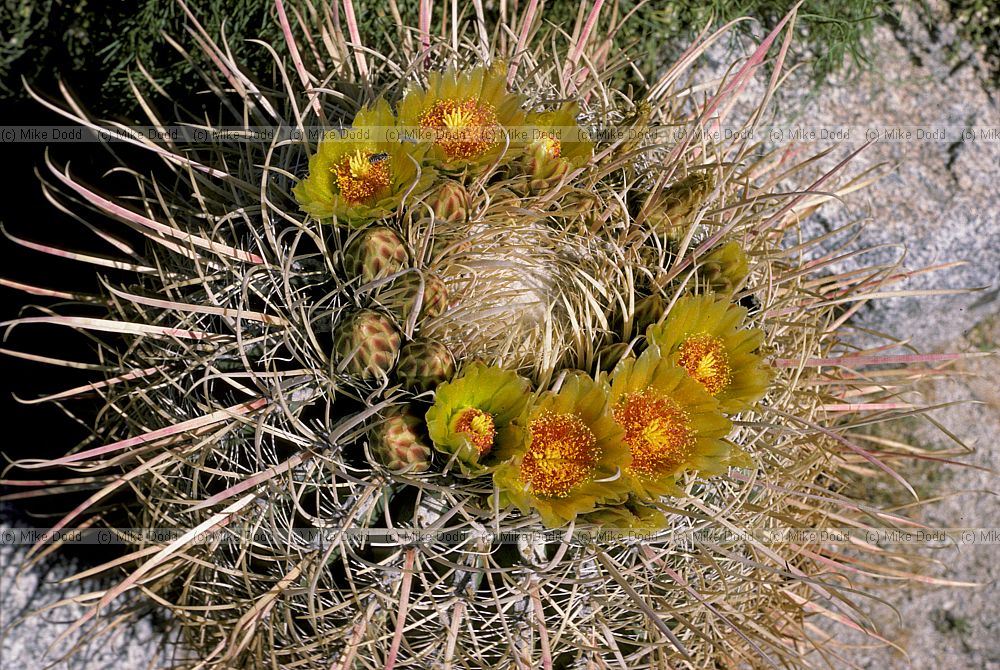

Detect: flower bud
344,226,409,284
428,180,469,223
370,406,432,472
396,339,456,392
333,309,401,379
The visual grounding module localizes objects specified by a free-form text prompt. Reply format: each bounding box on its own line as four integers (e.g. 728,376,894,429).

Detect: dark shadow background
0,86,169,569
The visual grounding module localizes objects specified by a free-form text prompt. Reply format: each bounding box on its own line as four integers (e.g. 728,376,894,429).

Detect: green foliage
2,0,891,117
523,0,890,85
348,0,890,87
0,0,285,118
931,608,973,637
10,0,1000,117
648,0,890,81
942,0,1000,86
1,0,84,98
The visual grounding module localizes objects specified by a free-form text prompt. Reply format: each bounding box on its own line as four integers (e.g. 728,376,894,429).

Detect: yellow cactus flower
294,99,435,225
493,372,631,527
608,345,732,499
425,363,532,475
523,102,594,192
397,62,527,171
647,294,771,413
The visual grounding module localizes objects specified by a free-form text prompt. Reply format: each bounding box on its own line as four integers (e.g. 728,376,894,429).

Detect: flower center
613,389,693,479
675,333,732,396
453,407,497,456
333,149,391,205
519,411,600,498
531,132,561,159
419,99,499,161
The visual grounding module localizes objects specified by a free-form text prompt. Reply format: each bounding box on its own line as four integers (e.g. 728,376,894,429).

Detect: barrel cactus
3,2,968,669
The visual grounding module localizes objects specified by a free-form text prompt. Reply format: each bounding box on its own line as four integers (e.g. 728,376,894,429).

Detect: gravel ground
1,3,997,668
812,324,1000,670
0,512,171,669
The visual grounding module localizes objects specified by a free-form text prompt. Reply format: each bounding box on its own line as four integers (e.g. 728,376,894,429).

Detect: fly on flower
294,99,436,225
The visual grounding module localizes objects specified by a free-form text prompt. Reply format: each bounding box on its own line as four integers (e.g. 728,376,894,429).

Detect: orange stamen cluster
532,132,561,159
613,389,693,479
676,333,732,396
454,407,497,456
519,411,599,498
419,99,499,161
333,149,391,205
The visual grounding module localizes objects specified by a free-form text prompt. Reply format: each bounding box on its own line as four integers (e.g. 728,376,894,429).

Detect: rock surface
0,511,171,668
735,3,999,667
811,328,1000,670
791,1,1000,353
